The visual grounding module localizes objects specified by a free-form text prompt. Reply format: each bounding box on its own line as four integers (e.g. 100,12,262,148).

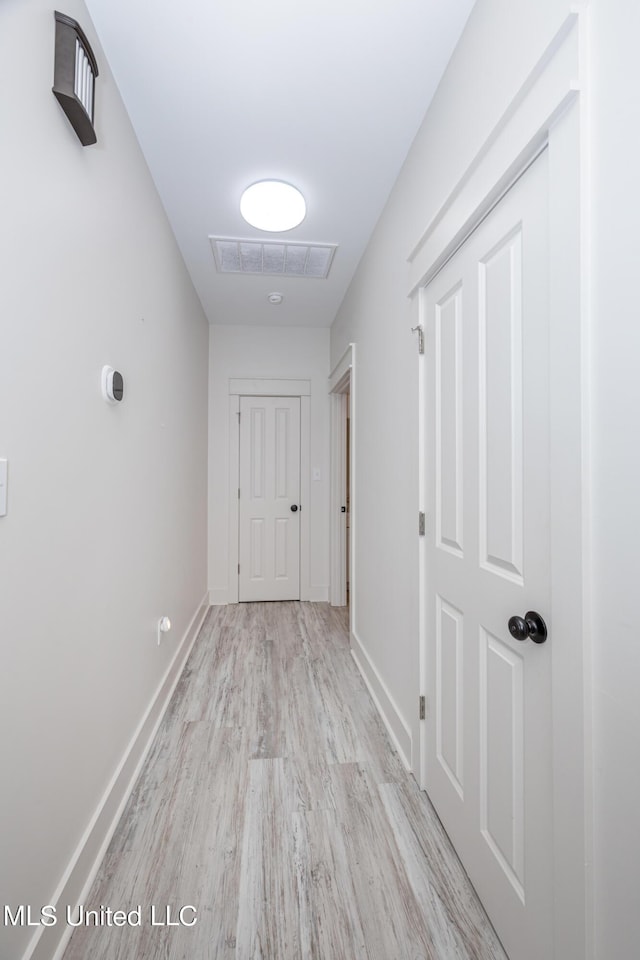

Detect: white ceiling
84,0,476,327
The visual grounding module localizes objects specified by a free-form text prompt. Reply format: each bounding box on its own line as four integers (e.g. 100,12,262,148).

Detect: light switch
0,459,7,517
312,467,321,482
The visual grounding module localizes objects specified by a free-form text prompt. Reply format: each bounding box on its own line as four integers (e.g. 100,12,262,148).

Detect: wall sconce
52,11,99,146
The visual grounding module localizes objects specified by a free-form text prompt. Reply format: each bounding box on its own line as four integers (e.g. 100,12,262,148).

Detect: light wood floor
63,602,507,960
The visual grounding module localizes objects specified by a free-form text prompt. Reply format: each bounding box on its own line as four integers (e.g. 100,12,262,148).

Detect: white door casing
413,14,590,959
329,344,354,609
239,396,301,601
225,380,314,605
424,152,552,960
329,390,349,607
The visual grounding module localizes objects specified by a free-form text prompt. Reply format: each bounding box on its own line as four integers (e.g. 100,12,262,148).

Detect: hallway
62,603,505,960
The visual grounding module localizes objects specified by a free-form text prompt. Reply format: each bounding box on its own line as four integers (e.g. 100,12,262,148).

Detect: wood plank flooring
63,602,507,960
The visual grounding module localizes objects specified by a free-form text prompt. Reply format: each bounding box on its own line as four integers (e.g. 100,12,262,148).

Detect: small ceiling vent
210,237,337,279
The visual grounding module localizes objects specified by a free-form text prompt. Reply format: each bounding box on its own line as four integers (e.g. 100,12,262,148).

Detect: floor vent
210,237,337,279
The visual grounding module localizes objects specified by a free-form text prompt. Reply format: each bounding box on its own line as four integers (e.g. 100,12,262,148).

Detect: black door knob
508,611,547,644
290,504,298,513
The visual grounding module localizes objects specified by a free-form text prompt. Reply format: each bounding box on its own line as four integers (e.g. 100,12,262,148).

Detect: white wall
208,325,330,603
332,0,640,956
0,2,209,958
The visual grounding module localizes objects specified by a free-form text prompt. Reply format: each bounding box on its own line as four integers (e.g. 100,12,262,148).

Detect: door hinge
419,695,426,720
419,511,426,536
411,324,425,355
238,487,240,499
237,411,241,422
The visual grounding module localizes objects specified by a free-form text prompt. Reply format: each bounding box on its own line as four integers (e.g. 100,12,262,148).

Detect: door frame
329,344,355,610
228,378,312,604
410,11,592,960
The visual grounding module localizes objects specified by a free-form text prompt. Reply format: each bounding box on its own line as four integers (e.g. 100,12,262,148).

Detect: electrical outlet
0,460,7,517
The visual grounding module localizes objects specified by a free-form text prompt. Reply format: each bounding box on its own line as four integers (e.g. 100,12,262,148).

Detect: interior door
424,152,552,960
239,396,301,602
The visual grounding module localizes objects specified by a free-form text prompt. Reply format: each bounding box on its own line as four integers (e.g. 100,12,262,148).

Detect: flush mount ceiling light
268,293,283,304
240,180,306,232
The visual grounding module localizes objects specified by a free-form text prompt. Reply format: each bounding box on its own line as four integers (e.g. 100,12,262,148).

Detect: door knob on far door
508,611,547,644
290,504,299,512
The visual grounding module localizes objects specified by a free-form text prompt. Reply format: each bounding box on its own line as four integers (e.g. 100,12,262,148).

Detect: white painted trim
26,594,210,960
348,344,356,641
329,392,348,606
228,394,240,605
329,344,353,391
328,344,355,615
413,10,591,958
329,349,351,607
227,379,313,603
407,11,581,295
416,292,427,789
300,395,312,601
577,10,594,956
351,631,412,771
229,378,310,396
547,49,593,960
413,139,552,292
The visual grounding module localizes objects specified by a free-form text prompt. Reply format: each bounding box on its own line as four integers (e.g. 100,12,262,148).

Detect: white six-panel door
239,396,301,602
424,152,552,960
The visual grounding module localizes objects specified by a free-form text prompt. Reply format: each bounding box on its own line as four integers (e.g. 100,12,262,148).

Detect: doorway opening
346,393,350,605
329,345,354,613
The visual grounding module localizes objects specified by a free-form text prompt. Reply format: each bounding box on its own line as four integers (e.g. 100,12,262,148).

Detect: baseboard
24,593,210,960
350,629,412,770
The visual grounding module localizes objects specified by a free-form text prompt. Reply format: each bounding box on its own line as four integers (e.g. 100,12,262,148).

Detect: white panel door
424,153,552,960
239,396,301,602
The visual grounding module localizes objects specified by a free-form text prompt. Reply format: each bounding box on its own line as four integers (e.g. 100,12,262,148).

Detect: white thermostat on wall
101,365,124,403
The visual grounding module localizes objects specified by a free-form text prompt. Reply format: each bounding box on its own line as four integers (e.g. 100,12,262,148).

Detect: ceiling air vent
209,237,337,279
